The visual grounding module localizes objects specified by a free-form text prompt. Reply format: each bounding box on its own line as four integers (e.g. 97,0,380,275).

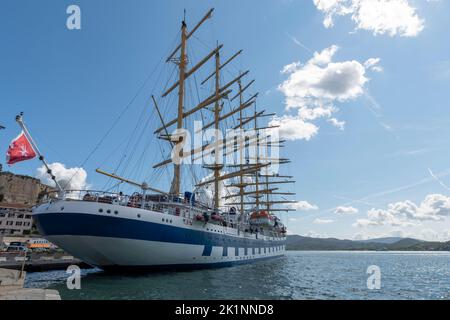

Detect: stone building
0,171,53,235
0,203,33,235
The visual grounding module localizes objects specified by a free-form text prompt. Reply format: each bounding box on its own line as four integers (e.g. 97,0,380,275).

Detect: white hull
33,200,286,270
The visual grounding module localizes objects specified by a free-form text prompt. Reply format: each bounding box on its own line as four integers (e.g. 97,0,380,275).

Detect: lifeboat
194,214,205,222
249,210,275,227
210,214,224,225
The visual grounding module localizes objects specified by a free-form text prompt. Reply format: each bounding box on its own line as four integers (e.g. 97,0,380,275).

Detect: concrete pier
0,252,92,271
0,268,61,300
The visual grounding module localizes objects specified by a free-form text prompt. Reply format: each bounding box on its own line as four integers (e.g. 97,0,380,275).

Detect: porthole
60,207,64,211
107,209,111,214
99,209,103,213
137,214,141,218
114,211,118,215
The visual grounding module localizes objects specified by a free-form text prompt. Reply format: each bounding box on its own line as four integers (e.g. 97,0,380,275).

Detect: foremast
170,19,188,195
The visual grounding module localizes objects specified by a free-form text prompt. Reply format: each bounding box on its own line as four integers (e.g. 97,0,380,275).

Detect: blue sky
1,0,450,240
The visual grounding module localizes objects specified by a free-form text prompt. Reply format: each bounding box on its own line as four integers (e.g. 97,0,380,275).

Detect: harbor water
24,251,450,300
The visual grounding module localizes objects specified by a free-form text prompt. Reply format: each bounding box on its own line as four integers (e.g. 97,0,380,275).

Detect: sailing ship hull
33,200,286,271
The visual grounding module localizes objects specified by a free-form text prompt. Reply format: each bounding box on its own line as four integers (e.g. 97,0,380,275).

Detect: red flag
6,131,37,165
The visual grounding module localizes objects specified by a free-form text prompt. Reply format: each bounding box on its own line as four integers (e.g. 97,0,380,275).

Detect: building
0,203,33,235
0,171,54,236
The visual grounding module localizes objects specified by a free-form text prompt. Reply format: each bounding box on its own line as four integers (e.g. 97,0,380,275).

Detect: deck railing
38,190,286,238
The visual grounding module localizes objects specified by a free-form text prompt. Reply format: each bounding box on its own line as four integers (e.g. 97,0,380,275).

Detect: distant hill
286,235,450,251
356,237,404,244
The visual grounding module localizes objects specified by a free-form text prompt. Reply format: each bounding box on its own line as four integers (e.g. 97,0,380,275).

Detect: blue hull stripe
202,245,212,256
34,213,286,249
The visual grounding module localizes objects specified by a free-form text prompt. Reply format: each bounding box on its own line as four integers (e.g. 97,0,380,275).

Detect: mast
198,44,224,211
238,79,245,218
253,104,260,211
170,19,187,196
154,9,215,196
213,47,222,211
265,140,270,212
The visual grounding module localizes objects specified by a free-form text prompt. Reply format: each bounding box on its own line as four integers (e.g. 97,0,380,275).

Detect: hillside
286,235,450,251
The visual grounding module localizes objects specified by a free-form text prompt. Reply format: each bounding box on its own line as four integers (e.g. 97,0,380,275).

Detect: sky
1,0,450,241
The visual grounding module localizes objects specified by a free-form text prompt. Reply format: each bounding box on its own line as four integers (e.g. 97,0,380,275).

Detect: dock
0,252,92,271
0,268,60,300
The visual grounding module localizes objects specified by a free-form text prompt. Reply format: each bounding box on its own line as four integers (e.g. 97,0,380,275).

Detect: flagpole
15,112,64,196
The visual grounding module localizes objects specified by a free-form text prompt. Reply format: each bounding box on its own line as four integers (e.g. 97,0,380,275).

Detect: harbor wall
0,252,92,271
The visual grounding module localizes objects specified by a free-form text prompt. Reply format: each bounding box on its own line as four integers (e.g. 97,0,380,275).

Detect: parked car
6,244,28,253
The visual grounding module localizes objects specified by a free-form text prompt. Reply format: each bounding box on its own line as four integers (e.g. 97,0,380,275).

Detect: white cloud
353,232,370,240
273,45,379,140
269,116,319,141
36,162,88,192
304,230,329,238
310,44,339,66
289,200,319,211
281,61,302,74
364,58,383,72
279,48,368,105
327,118,346,130
335,206,359,215
313,218,334,224
354,194,450,228
313,0,425,37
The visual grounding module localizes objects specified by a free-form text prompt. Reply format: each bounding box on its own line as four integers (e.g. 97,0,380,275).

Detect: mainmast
203,46,223,211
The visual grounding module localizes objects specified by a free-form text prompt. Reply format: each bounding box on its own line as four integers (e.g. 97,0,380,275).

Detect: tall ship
21,9,296,271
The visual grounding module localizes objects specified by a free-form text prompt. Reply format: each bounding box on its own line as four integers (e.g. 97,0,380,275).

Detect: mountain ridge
286,235,450,251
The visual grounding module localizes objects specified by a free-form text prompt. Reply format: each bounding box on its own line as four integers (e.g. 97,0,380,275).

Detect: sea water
24,251,450,300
